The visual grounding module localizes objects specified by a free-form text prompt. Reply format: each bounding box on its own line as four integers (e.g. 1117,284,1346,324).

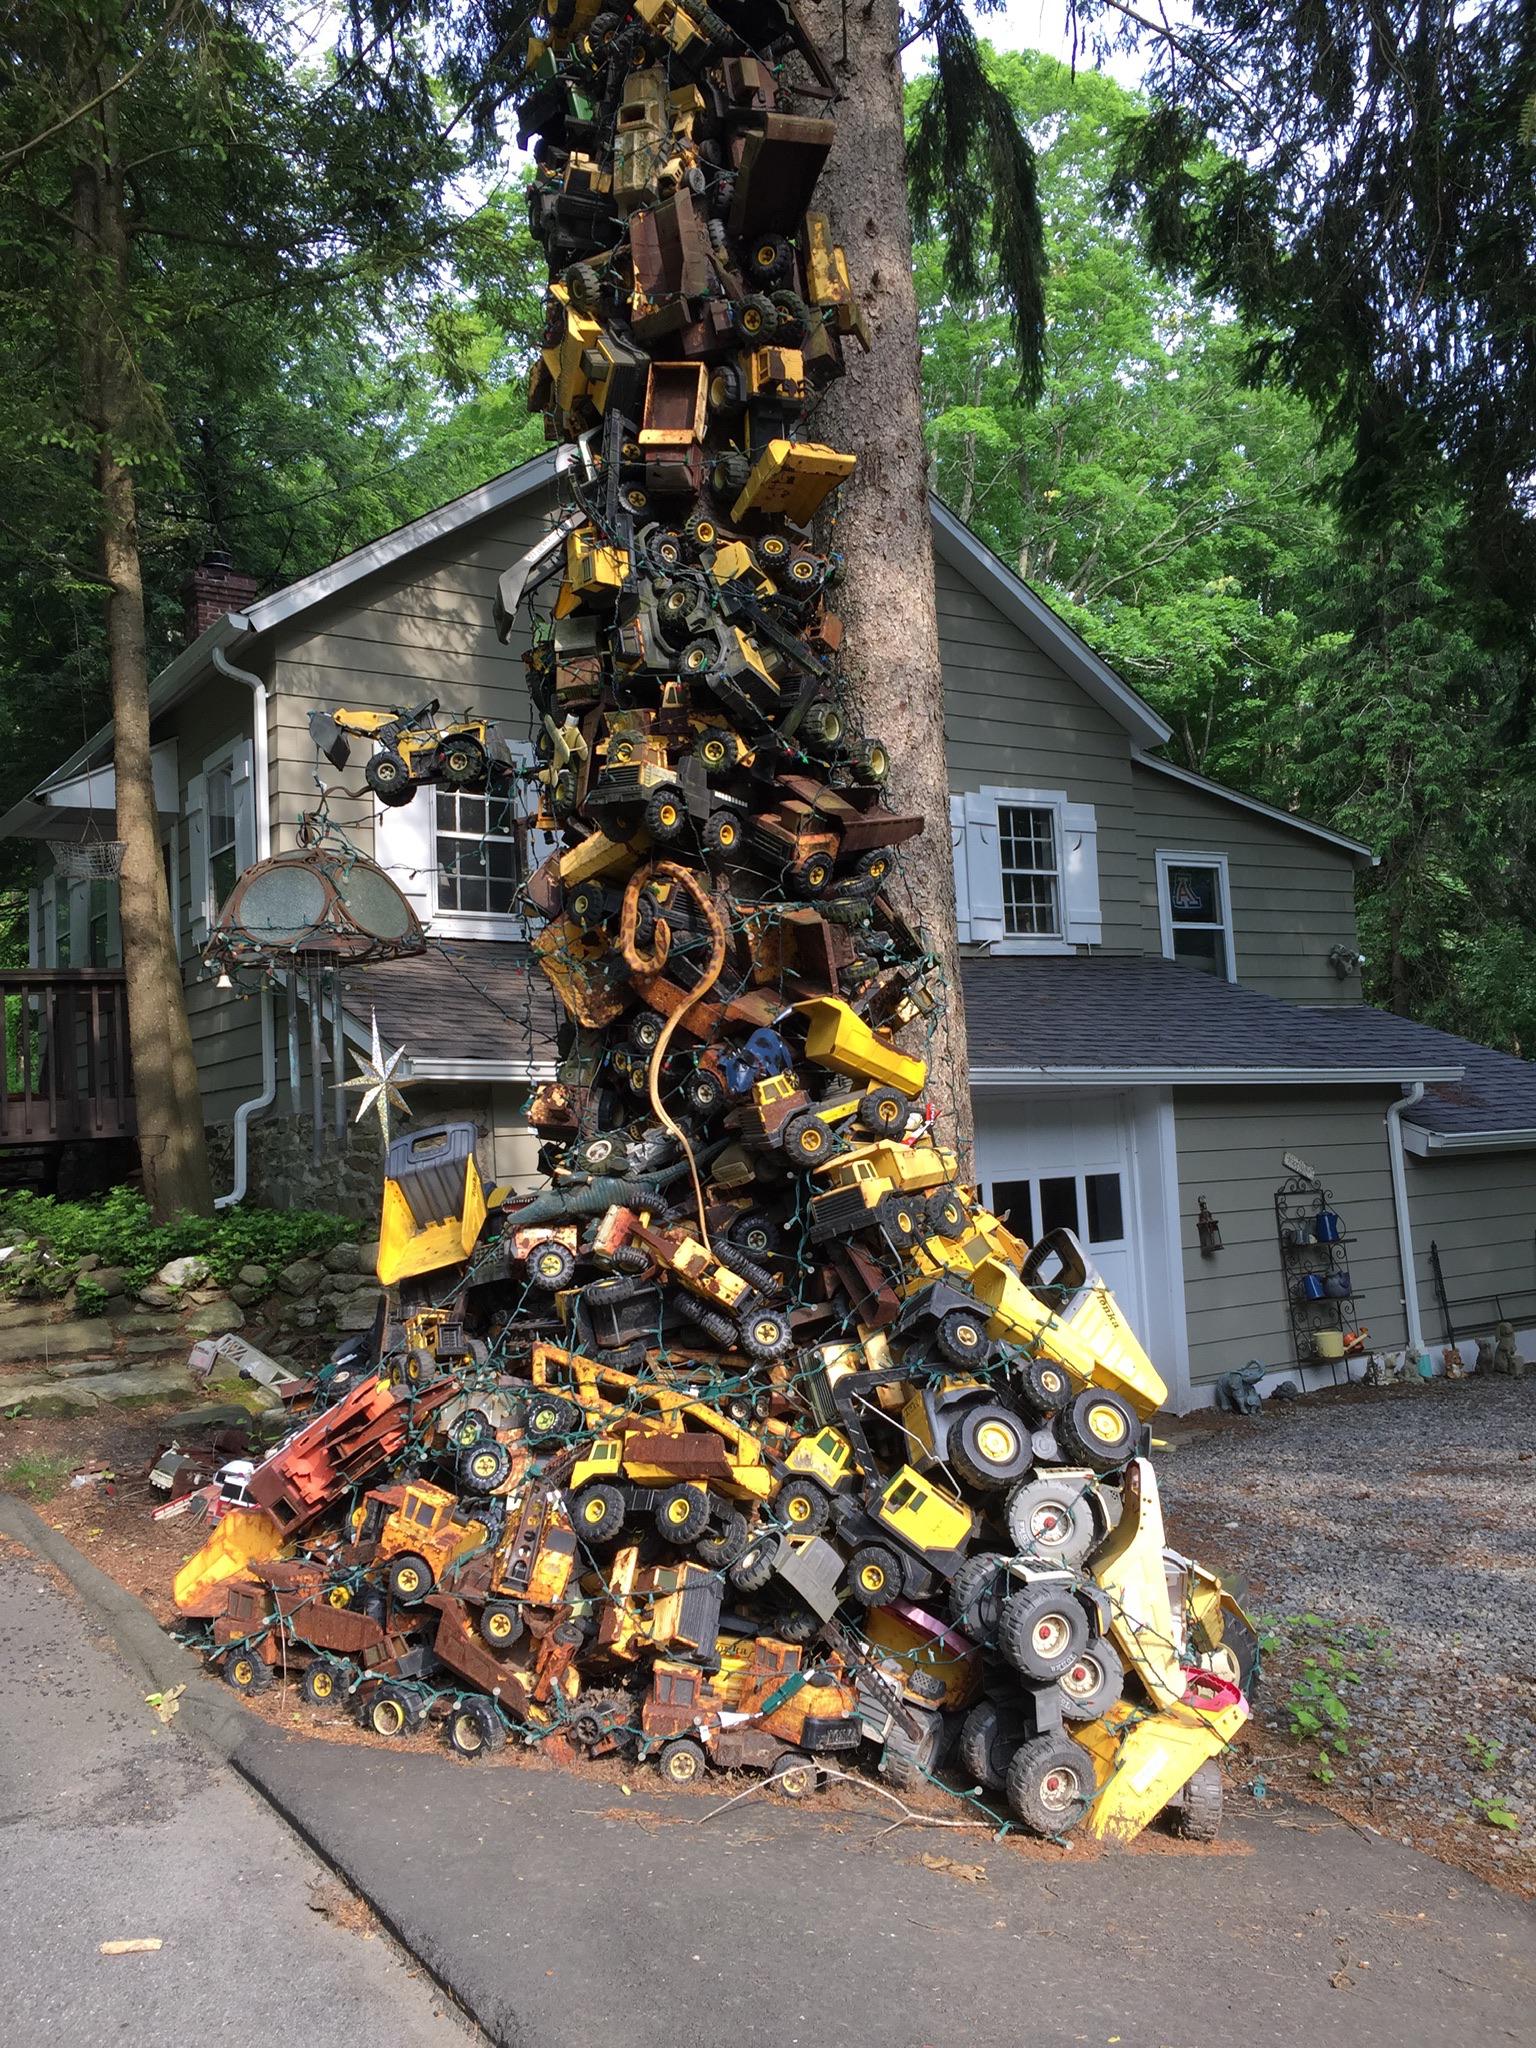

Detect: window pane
990,1178,1033,1238
1173,928,1224,975
209,767,235,851
210,844,238,909
1167,863,1220,925
1085,1172,1124,1244
998,805,1060,937
1039,1175,1079,1238
436,787,521,918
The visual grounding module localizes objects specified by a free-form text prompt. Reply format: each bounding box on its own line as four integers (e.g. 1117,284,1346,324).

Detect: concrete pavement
3,1492,1532,2048
0,1542,478,2045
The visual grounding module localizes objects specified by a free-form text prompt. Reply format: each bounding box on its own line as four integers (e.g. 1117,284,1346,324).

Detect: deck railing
0,971,136,1144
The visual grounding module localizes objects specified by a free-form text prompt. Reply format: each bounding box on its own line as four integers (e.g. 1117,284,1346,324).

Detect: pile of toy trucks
174,0,1254,1845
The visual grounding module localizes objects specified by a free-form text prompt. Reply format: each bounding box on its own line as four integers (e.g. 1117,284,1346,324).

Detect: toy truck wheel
1172,1759,1224,1842
576,1130,624,1168
852,848,893,892
729,1210,780,1255
788,850,834,897
846,1543,906,1608
937,1304,991,1367
741,1309,791,1361
479,1600,525,1650
1055,1389,1139,1471
998,1586,1091,1682
876,1192,922,1247
366,1683,420,1740
1004,1475,1100,1566
1194,1607,1261,1696
658,1737,708,1786
438,736,486,787
849,737,890,785
222,1648,270,1694
925,1186,968,1238
783,1110,838,1163
524,1393,582,1443
447,1699,506,1761
949,1552,1010,1642
729,1530,781,1592
1014,1357,1073,1420
695,1507,749,1569
701,810,741,860
528,1239,577,1290
958,1699,1020,1791
568,1688,636,1754
300,1657,348,1707
643,785,688,840
745,235,791,283
449,1408,491,1449
655,1485,712,1545
772,1600,820,1643
854,1086,908,1133
691,725,740,771
389,1553,435,1604
1005,1733,1092,1835
562,258,601,309
458,1439,512,1494
777,1478,829,1535
678,1300,736,1349
401,1348,439,1387
949,1404,1033,1491
573,1482,627,1544
1058,1640,1125,1723
733,293,777,339
365,750,413,805
683,1067,726,1113
628,1009,667,1053
768,1751,819,1799
711,450,752,500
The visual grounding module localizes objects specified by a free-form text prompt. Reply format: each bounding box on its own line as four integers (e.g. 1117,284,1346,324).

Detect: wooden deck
0,971,136,1145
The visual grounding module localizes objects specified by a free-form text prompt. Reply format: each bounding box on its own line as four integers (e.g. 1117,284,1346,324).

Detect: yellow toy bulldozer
309,699,516,807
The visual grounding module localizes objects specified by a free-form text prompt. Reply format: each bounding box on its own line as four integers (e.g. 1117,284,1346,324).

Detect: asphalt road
0,1544,477,2046
238,1717,1536,2048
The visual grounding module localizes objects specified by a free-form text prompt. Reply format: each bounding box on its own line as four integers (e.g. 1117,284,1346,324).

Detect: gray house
7,452,1535,1409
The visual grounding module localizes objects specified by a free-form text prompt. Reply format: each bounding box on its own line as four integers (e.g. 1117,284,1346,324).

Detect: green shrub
0,1186,361,1293
73,1274,109,1316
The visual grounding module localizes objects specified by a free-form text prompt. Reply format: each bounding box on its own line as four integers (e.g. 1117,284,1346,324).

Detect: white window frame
187,738,256,948
1156,849,1236,983
373,740,548,940
948,785,1102,955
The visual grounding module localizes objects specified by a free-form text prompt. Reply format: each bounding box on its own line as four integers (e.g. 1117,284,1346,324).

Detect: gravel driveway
1159,1375,1536,1893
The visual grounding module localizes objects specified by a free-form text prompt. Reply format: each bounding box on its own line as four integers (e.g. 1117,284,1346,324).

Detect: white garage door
974,1093,1143,1335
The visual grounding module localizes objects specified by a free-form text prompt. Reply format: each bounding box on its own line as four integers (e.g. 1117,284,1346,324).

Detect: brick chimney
182,550,259,644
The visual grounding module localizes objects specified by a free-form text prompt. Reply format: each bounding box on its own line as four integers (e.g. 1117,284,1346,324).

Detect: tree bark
76,76,213,1219
801,0,974,1166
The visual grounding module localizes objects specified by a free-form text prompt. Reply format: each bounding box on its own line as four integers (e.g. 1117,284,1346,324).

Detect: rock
184,1299,245,1338
326,1272,374,1297
322,1242,360,1275
238,1264,270,1289
0,1317,115,1367
277,1257,325,1296
335,1300,380,1332
137,1282,177,1309
79,1365,195,1402
228,1284,258,1308
185,1285,224,1306
157,1254,211,1289
93,1267,127,1297
120,1335,190,1358
0,1381,101,1416
75,1253,101,1272
355,1239,381,1273
161,1402,252,1433
39,1355,122,1379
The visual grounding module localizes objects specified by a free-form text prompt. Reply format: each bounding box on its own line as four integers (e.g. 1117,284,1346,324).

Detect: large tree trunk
77,83,213,1220
802,0,974,1164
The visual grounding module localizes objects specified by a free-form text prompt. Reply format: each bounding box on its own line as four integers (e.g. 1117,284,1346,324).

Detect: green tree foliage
913,49,1331,784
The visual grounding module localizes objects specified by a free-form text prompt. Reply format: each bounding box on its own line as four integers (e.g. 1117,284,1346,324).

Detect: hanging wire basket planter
52,838,127,881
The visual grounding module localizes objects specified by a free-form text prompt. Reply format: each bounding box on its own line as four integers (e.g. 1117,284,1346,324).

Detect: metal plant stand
1275,1175,1360,1383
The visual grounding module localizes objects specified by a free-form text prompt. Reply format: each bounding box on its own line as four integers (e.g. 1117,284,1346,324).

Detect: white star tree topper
345,1009,415,1145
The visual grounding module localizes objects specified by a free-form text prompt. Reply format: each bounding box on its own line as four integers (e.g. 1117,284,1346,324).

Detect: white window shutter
39,876,57,966
963,791,1006,943
186,771,210,945
374,792,434,925
231,739,257,872
510,742,561,893
1061,800,1102,946
948,794,971,943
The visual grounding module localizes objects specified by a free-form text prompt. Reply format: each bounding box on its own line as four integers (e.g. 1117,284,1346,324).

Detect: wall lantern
1196,1196,1224,1257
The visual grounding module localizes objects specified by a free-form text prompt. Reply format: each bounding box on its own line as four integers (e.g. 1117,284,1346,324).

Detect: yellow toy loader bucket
376,1122,488,1286
172,1507,286,1616
1074,1675,1248,1844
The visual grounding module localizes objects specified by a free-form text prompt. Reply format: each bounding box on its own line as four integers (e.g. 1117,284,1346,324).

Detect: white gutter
404,1056,557,1083
211,631,277,1209
1400,1121,1536,1156
968,1063,1464,1088
1385,1081,1427,1357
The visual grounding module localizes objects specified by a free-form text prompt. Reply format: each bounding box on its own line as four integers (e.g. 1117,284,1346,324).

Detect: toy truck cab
350,1480,489,1604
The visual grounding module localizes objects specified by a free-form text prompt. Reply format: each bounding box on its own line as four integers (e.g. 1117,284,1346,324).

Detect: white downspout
1385,1081,1427,1357
212,631,276,1209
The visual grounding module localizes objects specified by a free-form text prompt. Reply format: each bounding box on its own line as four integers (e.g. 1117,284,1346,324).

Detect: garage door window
987,1170,1127,1250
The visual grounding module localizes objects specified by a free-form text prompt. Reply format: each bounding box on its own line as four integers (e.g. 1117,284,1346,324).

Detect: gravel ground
1159,1374,1536,1894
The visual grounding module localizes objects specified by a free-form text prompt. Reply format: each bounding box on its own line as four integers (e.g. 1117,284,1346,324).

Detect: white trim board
969,1063,1464,1087
1401,1122,1536,1155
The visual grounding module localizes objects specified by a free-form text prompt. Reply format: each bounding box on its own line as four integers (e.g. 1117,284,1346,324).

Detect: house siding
1173,1086,1408,1388
1407,1150,1536,1346
936,555,1141,950
1130,762,1363,1005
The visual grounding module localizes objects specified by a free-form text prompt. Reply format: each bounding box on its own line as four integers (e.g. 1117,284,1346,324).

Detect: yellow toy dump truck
806,1136,960,1245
